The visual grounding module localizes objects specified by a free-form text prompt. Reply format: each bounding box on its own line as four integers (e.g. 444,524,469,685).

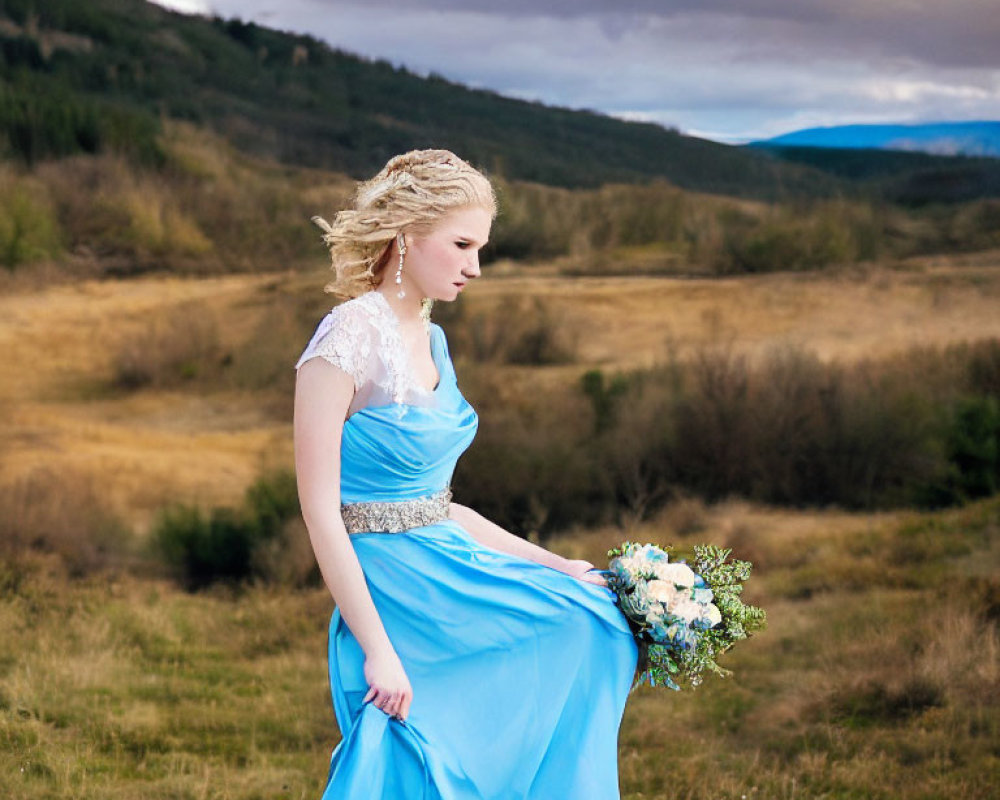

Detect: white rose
705,603,722,627
656,562,696,588
672,599,702,623
646,579,680,605
619,554,647,578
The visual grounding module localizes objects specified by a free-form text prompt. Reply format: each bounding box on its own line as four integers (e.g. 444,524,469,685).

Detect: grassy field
1,258,999,797
2,254,1000,535
1,497,997,799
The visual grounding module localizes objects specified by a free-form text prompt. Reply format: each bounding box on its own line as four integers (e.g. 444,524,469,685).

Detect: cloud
150,0,1000,142
152,0,211,13
300,0,1000,70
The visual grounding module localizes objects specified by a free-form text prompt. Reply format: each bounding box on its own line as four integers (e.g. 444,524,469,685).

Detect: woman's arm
294,358,412,720
448,502,606,585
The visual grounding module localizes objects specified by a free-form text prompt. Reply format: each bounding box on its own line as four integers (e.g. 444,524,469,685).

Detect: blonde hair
312,149,497,300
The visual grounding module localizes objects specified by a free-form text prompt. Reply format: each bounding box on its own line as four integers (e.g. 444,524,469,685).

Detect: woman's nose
464,253,481,278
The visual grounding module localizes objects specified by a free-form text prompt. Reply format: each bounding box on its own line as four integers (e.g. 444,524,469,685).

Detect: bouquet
601,541,766,691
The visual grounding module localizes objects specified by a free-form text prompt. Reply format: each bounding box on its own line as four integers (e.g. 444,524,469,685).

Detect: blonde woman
293,149,638,798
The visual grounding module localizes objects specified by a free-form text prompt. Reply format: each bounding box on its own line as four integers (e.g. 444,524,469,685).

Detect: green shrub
580,369,629,434
452,338,1000,535
947,396,1000,500
152,468,302,590
0,174,62,269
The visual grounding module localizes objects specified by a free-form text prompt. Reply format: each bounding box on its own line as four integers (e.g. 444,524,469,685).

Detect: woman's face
394,205,492,302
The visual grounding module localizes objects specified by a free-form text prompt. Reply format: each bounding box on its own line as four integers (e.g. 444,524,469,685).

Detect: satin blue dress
296,291,638,799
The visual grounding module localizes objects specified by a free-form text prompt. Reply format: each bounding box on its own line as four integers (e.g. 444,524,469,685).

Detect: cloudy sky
151,0,1000,144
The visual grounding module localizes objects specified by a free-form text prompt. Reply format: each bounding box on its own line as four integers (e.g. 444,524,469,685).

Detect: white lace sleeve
293,302,374,388
295,291,443,418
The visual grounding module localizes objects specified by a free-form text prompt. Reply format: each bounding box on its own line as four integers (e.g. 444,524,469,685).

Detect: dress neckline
368,291,442,395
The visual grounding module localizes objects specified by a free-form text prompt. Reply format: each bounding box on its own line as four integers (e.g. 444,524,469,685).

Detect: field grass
1,258,999,797
2,256,1000,535
2,497,997,799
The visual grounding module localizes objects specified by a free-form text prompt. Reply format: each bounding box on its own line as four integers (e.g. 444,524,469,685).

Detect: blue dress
295,291,638,799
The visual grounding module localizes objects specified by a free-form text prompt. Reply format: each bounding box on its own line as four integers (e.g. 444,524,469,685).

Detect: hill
0,0,846,199
752,120,1000,158
743,143,1000,204
4,1,999,208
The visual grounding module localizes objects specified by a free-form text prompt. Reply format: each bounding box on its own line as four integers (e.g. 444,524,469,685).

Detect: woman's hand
559,558,608,587
363,647,413,722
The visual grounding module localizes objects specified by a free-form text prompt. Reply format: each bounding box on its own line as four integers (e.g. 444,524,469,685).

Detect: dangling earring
395,233,406,299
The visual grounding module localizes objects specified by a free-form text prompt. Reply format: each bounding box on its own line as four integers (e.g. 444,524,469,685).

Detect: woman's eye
456,241,470,249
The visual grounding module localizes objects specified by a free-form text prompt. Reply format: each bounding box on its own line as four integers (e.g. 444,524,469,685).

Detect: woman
293,149,638,799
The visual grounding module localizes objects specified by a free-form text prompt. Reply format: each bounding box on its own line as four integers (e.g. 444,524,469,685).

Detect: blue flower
693,587,714,604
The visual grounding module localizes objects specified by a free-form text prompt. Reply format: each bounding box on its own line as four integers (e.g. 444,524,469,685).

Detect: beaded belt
340,486,453,534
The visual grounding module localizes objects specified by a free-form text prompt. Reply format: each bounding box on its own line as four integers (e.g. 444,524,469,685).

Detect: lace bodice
294,291,444,418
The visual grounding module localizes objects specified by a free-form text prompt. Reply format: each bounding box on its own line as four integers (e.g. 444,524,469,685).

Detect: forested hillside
2,0,999,279
0,0,874,198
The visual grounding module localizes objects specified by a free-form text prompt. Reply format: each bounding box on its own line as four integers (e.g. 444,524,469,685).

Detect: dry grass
548,498,1000,800
1,257,999,537
0,568,336,799
2,498,996,799
459,253,1000,369
2,104,999,800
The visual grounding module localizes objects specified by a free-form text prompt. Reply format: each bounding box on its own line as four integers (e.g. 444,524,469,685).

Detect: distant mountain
751,121,1000,158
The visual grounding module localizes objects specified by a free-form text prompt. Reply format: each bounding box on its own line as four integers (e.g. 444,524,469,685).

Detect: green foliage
454,338,1000,535
692,544,767,655
757,142,1000,205
0,173,62,268
580,369,629,434
152,468,301,590
244,468,300,541
0,76,163,166
0,0,996,284
153,503,254,590
0,0,851,197
604,541,766,691
946,396,1000,500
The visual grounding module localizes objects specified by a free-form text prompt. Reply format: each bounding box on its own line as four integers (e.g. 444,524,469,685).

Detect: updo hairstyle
312,149,497,300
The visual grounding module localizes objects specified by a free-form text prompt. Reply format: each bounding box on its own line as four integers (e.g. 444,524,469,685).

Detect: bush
151,468,304,590
0,170,62,269
153,503,257,590
451,338,1000,535
441,295,578,365
946,396,1000,500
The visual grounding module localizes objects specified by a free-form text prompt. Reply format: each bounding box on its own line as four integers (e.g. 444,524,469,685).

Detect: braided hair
312,149,497,300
